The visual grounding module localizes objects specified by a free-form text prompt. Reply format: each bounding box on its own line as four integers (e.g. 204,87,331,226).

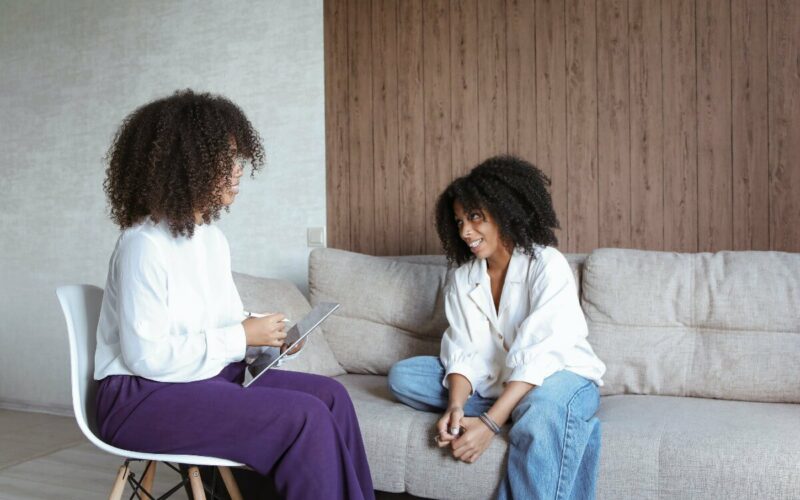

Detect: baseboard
0,398,73,417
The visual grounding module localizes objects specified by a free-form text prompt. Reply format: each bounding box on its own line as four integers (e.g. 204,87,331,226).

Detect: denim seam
554,381,594,500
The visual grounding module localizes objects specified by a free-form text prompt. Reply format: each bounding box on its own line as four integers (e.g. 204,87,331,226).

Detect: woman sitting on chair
95,89,374,500
388,156,606,499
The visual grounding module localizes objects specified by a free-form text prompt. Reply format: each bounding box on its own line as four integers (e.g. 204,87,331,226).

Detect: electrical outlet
307,227,326,247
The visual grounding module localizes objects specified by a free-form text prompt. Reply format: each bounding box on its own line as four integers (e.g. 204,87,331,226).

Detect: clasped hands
242,313,304,355
435,406,495,464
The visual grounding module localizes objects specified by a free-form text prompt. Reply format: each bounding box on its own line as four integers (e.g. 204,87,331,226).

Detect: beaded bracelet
479,412,501,434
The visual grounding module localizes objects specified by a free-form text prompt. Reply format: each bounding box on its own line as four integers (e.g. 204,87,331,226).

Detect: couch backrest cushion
308,248,586,375
582,249,800,403
233,272,345,377
308,249,446,374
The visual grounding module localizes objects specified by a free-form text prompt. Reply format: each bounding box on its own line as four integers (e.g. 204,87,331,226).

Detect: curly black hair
104,89,265,237
435,155,560,266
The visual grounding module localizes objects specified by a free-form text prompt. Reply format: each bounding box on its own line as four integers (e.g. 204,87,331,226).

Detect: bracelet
479,412,501,434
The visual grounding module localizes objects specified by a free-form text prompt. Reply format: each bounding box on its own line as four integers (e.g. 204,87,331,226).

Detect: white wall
0,0,325,413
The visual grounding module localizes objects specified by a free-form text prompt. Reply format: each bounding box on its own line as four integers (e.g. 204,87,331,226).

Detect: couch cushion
582,249,800,402
338,373,800,499
233,272,345,377
336,373,506,498
309,249,448,374
597,395,800,499
309,248,586,375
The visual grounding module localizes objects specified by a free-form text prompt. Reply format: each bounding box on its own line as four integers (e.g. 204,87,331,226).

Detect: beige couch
234,248,800,500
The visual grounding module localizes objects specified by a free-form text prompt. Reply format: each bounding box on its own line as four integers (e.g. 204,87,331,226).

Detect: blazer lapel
467,259,498,326
497,249,527,318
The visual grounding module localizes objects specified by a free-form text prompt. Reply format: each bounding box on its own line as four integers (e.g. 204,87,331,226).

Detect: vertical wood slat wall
325,0,800,255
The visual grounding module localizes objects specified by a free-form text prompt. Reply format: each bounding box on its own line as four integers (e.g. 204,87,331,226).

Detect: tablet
243,302,340,388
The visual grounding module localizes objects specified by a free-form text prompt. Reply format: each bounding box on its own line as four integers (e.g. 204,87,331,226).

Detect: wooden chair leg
217,466,243,500
187,466,207,500
108,463,130,500
140,461,156,495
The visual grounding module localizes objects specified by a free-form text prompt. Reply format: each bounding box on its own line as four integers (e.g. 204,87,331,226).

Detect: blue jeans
387,356,600,500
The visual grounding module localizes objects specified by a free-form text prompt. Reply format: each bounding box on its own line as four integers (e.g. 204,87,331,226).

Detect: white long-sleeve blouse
440,246,606,398
94,219,268,382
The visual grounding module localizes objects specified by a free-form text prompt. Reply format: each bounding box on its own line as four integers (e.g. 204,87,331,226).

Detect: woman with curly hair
95,90,373,500
388,155,606,499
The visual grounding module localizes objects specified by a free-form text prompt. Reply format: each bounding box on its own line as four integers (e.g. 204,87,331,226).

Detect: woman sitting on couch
95,90,374,500
388,156,606,500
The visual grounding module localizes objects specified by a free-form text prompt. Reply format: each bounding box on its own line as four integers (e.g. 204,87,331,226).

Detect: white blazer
440,246,606,398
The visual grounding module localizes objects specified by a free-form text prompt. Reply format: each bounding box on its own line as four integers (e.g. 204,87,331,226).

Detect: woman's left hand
450,417,495,464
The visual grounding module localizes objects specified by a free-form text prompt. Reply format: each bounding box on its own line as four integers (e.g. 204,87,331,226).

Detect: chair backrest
54,284,245,466
56,284,105,444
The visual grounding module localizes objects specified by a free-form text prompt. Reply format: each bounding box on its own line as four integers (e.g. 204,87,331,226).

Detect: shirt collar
467,247,530,286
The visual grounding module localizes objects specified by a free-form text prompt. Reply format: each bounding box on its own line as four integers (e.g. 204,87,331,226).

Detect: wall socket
307,227,326,247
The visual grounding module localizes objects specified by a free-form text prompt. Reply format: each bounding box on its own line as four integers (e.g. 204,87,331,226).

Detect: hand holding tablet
243,302,340,387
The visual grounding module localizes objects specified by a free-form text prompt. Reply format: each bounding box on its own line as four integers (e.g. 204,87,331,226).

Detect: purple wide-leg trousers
96,363,374,500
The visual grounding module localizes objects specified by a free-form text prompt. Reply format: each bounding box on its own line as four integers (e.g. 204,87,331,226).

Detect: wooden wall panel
325,0,800,255
597,0,630,248
477,0,508,158
323,0,350,250
347,0,374,254
697,0,733,251
371,0,399,255
768,0,800,251
731,0,769,250
396,0,426,255
506,0,537,162
450,0,480,181
565,0,598,253
662,0,698,252
535,0,568,248
629,0,664,250
422,0,452,253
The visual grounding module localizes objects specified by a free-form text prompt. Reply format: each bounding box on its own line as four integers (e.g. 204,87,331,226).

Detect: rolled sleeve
441,357,484,395
507,352,564,387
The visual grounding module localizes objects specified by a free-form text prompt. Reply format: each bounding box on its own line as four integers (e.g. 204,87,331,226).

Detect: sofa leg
108,463,130,500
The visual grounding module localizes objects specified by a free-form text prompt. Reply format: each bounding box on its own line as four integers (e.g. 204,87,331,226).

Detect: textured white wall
0,0,325,412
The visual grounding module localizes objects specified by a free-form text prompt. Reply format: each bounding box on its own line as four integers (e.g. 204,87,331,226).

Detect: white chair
56,284,245,500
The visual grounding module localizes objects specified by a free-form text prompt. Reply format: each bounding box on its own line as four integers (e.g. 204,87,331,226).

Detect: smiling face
453,201,510,263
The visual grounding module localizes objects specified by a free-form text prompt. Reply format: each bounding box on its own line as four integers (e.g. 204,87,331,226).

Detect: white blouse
94,219,275,382
440,246,606,398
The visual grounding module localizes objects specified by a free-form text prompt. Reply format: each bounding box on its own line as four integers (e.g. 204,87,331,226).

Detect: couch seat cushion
336,373,507,498
598,395,800,499
337,374,800,499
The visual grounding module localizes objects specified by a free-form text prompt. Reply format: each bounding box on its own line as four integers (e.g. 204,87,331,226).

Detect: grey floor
0,409,185,499
0,409,417,500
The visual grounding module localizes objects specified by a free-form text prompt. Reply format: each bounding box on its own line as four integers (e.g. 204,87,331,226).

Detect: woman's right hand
435,406,465,447
242,313,287,347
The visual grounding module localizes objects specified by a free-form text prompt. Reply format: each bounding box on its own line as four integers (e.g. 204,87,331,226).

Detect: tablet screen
243,302,340,387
